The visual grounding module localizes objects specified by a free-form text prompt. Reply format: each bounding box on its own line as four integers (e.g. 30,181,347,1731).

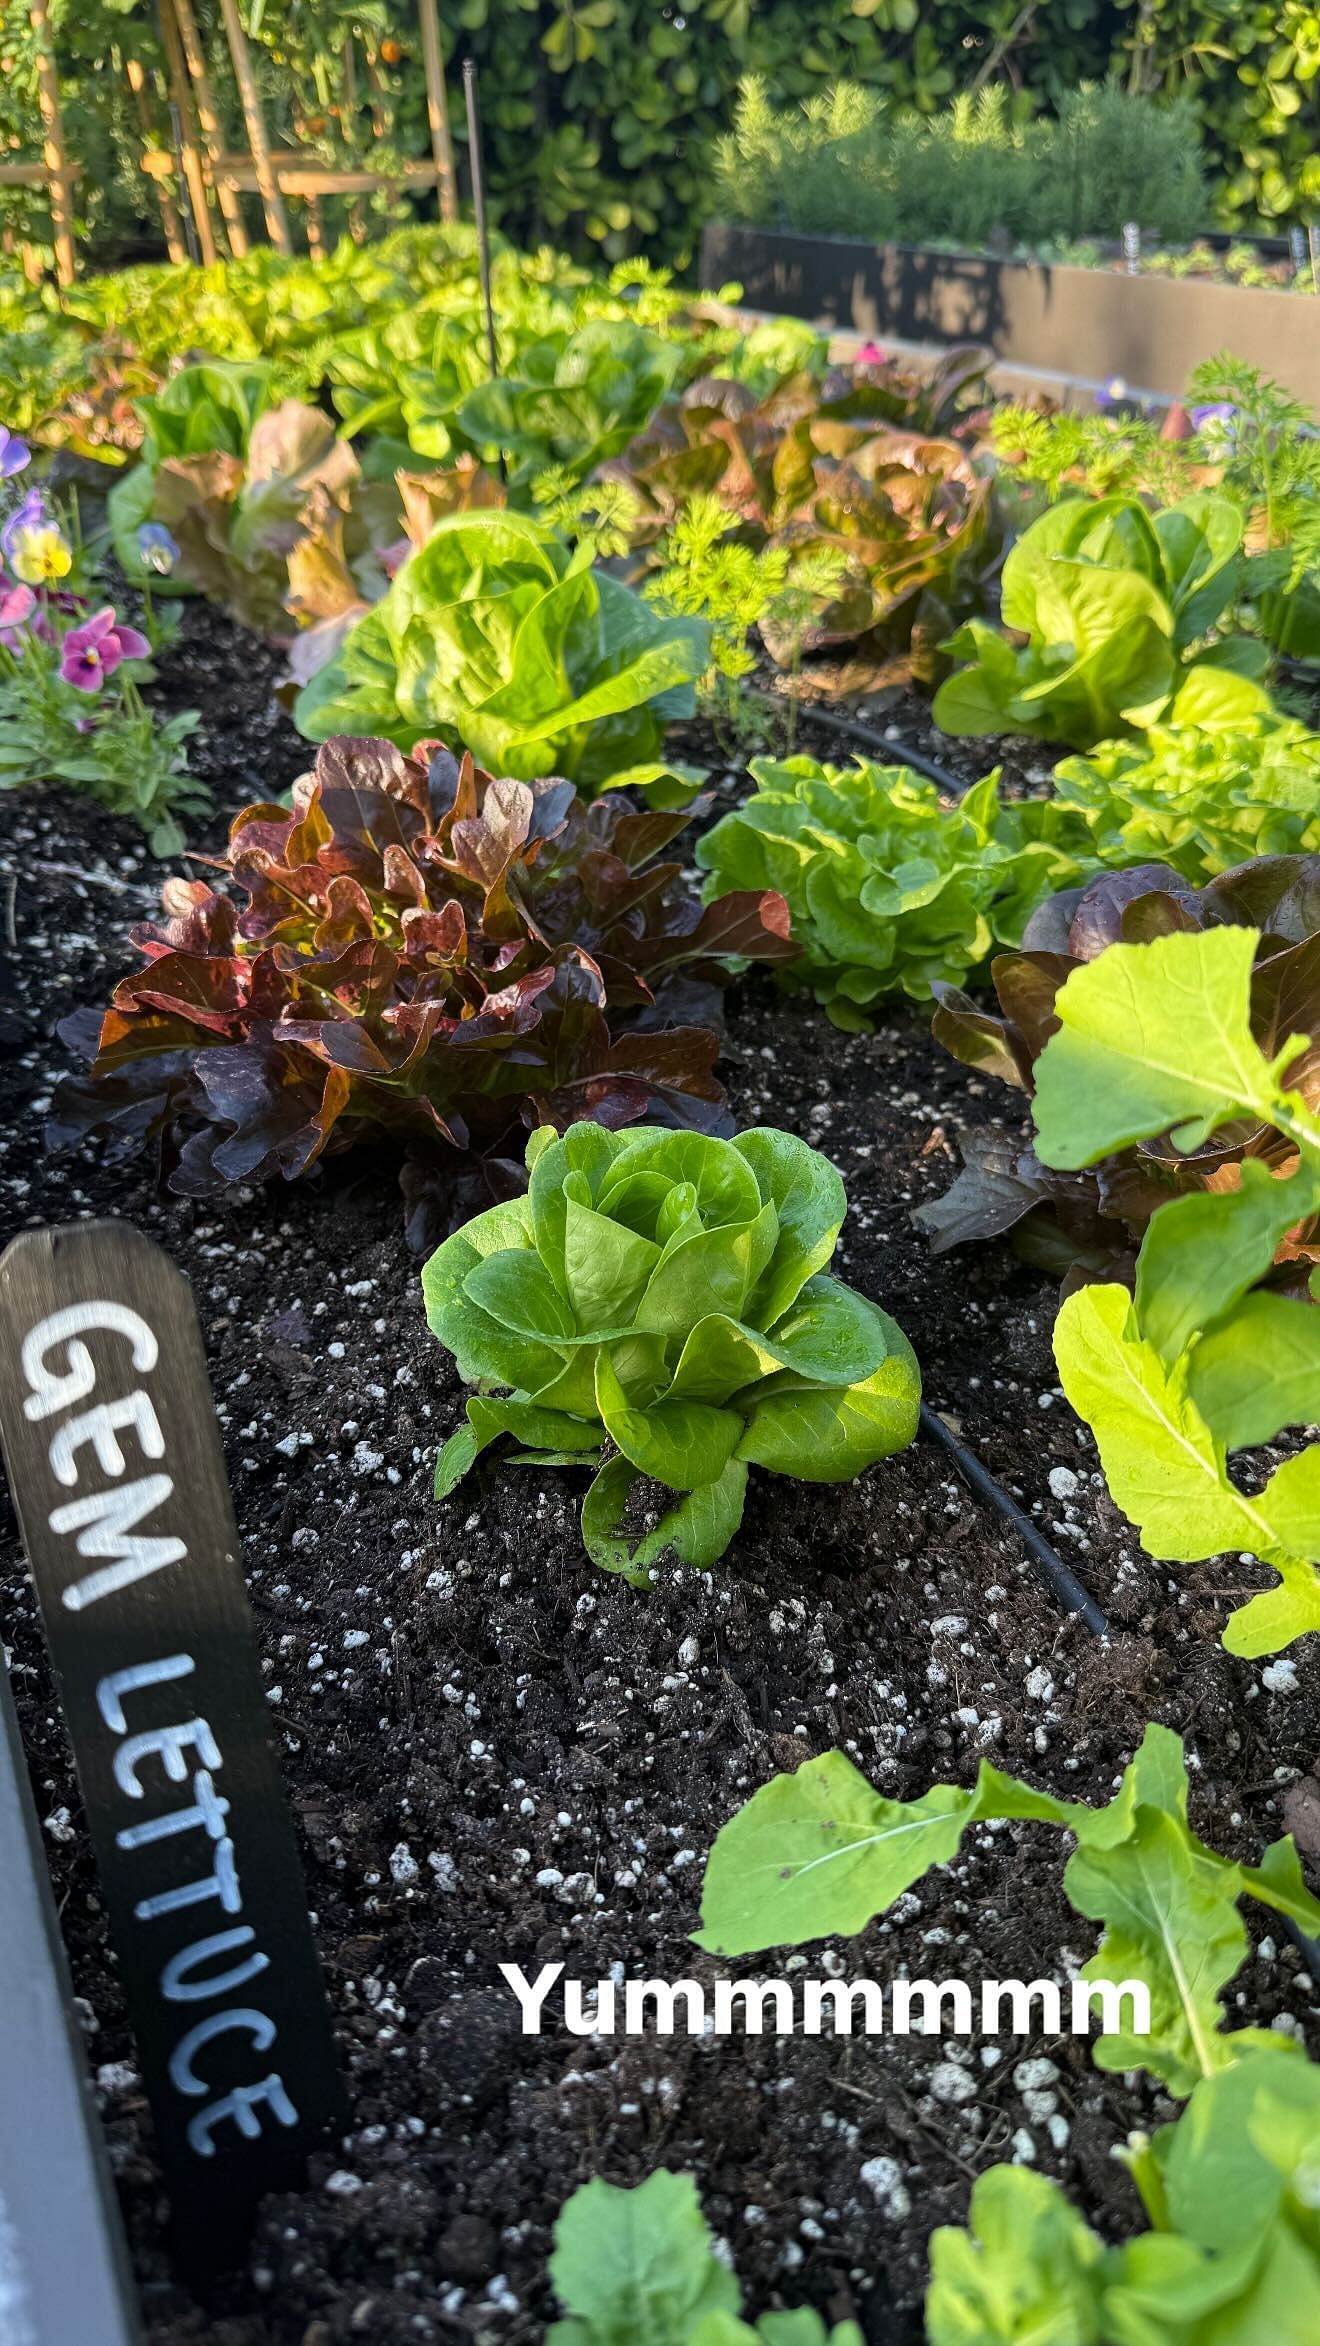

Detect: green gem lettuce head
423,1120,920,1578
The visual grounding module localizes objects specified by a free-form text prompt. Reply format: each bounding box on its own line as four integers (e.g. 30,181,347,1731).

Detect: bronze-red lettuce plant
51,735,797,1235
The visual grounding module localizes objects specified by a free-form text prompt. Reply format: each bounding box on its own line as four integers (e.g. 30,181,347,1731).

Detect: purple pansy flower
137,521,180,576
59,605,151,693
0,426,30,480
1190,401,1237,439
2,485,47,563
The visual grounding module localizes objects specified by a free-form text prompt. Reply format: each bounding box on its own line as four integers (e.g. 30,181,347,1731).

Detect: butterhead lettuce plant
293,507,709,797
424,1122,920,1578
932,492,1272,749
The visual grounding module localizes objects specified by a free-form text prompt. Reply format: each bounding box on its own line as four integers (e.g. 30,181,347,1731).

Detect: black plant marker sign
0,1657,142,2344
0,1221,346,2272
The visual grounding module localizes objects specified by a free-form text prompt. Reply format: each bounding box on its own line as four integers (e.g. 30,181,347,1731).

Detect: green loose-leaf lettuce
927,2058,1320,2346
424,1121,919,1576
1052,716,1320,878
458,318,683,491
294,507,708,795
696,756,1094,1024
932,493,1272,750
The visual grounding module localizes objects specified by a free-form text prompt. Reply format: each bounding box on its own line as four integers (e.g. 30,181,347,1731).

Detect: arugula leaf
1031,927,1320,1652
1132,1161,1320,1362
1067,1805,1255,2095
920,851,1320,1286
693,1723,1320,2099
1032,928,1299,1164
1186,1294,1320,1447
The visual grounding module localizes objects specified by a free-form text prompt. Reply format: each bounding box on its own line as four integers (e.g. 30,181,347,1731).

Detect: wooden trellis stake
418,0,458,224
169,0,250,258
157,0,218,265
125,59,187,264
216,0,292,255
28,0,75,286
22,0,459,279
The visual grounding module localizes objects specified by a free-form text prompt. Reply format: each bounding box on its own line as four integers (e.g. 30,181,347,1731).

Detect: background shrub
2,1,1311,274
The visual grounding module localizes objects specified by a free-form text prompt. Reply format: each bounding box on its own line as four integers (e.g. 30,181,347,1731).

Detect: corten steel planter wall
701,223,1320,409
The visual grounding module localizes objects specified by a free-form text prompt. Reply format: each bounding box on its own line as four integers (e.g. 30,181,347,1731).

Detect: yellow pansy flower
10,524,72,586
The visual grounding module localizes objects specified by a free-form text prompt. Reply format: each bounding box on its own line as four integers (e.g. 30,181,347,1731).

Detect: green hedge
711,81,1210,248
5,1,1320,273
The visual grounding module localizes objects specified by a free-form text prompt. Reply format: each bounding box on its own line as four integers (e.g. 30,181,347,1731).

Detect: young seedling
696,1724,1320,2341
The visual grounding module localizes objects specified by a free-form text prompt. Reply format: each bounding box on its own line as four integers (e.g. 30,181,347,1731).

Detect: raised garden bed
3,603,1319,2344
700,223,1320,407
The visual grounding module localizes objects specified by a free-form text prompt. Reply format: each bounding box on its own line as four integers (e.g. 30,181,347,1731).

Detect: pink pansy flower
0,580,35,642
58,605,150,693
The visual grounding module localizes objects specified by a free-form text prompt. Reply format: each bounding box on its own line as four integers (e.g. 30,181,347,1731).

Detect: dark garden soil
2,599,1319,2346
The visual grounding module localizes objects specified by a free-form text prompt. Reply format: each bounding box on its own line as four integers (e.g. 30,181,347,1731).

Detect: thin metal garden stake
464,58,498,377
919,1401,1109,1633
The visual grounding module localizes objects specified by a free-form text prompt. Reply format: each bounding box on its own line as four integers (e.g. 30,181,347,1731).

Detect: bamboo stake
28,0,76,286
125,57,187,263
341,42,367,244
171,0,249,256
158,0,217,264
417,0,458,224
216,0,292,254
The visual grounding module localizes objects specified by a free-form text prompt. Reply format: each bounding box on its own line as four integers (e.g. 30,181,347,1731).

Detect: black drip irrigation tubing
919,1401,1109,1634
753,693,972,798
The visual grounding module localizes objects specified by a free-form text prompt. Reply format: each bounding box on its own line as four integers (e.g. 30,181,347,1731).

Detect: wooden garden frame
14,0,460,283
